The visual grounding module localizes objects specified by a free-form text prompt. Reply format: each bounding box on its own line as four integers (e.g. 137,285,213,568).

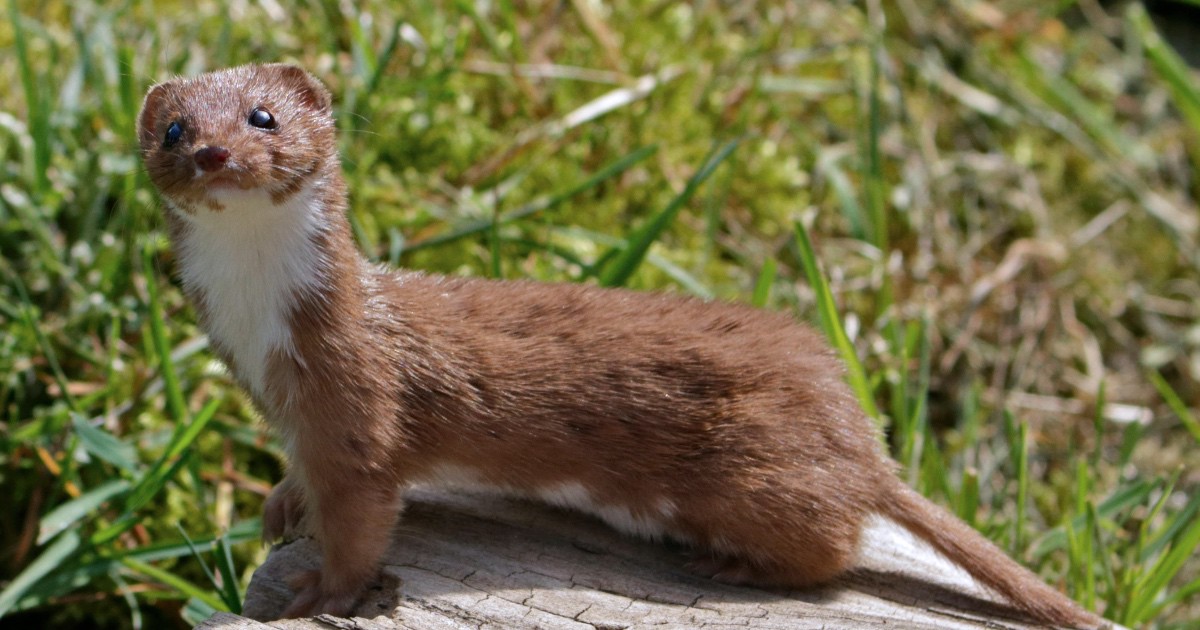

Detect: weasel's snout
195,146,231,172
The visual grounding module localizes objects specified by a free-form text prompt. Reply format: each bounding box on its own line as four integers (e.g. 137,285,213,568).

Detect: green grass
1,1,1199,627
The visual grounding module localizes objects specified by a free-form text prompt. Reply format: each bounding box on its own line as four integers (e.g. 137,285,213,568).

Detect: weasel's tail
875,476,1101,629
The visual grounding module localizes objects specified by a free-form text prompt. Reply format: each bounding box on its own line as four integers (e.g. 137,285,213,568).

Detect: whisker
270,163,305,176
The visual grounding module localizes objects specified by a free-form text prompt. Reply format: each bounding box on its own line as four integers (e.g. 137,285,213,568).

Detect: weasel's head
138,63,336,213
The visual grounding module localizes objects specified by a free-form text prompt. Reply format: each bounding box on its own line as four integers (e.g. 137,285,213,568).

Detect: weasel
138,63,1100,628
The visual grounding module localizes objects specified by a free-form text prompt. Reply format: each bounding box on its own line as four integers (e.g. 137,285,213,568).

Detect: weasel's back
392,272,836,366
382,272,883,507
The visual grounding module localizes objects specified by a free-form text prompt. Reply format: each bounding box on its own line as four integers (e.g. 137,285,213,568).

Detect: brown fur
138,64,1100,628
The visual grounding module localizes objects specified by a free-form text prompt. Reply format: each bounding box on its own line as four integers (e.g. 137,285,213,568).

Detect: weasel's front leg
278,453,403,618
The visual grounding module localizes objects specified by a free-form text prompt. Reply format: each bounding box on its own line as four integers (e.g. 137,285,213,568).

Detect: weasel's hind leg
686,536,856,590
685,553,760,585
681,491,867,590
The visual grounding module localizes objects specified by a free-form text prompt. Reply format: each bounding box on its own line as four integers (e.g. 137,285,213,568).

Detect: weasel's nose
194,146,231,172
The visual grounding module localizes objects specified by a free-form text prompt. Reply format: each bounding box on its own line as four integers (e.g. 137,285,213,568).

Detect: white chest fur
170,186,328,400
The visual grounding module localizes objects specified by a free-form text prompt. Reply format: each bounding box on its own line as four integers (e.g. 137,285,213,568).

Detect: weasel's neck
168,182,350,401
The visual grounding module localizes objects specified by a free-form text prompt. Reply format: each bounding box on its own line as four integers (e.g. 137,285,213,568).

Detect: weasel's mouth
204,173,252,190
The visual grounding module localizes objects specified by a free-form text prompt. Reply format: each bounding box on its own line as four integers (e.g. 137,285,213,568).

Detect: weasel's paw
263,482,306,542
279,570,361,619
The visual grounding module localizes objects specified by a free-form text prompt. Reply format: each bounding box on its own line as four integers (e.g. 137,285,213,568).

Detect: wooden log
199,489,1114,629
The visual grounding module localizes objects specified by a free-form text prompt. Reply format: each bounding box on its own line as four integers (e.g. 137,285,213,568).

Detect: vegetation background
1,0,1198,627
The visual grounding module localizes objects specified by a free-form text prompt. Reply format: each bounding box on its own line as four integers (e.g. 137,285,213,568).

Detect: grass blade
37,480,131,545
365,20,404,97
142,245,188,424
1015,46,1144,164
70,415,137,473
816,154,867,242
91,397,221,546
15,541,258,614
176,527,222,602
1127,498,1200,623
403,144,658,254
900,320,932,472
10,274,77,412
643,252,714,298
181,597,220,626
0,531,81,617
752,258,776,308
1129,4,1200,136
1013,418,1030,554
176,526,246,612
119,557,226,611
1145,575,1200,624
8,0,50,195
127,397,221,510
215,535,242,613
110,572,142,629
958,466,980,527
1148,369,1200,445
16,518,263,610
862,24,887,252
597,139,740,287
178,526,244,614
1138,477,1199,563
1031,479,1158,558
793,219,881,421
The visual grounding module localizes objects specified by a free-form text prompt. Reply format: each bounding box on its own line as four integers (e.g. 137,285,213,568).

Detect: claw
279,569,361,619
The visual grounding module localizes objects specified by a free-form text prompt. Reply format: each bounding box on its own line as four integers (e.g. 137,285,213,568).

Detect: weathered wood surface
199,489,1109,630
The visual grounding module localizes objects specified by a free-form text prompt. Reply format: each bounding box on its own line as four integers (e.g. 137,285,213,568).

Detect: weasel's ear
269,64,332,114
138,81,175,150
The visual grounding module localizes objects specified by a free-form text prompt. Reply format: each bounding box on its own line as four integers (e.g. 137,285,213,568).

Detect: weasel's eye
248,108,277,129
163,121,183,147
